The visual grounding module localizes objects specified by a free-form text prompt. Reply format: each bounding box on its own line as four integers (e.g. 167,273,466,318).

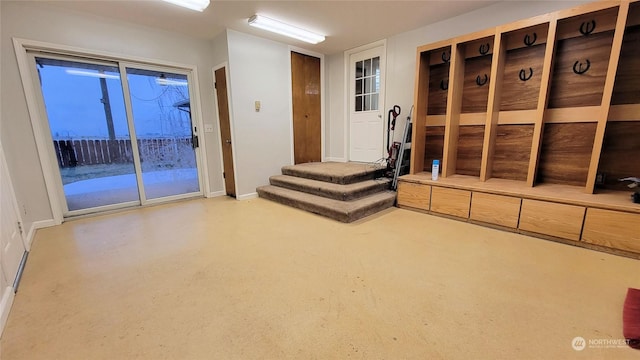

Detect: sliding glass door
36,57,139,211
31,54,202,216
124,67,199,200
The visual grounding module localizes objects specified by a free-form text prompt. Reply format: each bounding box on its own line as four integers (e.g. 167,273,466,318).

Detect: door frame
27,53,133,216
13,38,211,223
0,142,26,251
0,141,26,336
212,62,239,198
288,46,325,165
343,39,387,163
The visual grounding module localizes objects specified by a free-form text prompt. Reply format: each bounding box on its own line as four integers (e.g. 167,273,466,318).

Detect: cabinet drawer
519,199,585,241
470,192,521,228
397,182,431,211
430,187,471,218
582,209,640,253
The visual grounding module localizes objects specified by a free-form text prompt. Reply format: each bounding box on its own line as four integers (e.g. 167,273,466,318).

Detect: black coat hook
440,79,449,91
573,60,591,75
519,68,534,81
479,43,490,55
524,33,537,47
476,74,488,86
579,20,596,36
441,51,451,63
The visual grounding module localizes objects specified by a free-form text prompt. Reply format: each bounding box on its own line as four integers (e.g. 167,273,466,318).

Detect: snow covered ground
64,168,199,211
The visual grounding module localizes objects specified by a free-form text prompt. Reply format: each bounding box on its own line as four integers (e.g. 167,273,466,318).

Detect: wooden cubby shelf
401,0,640,258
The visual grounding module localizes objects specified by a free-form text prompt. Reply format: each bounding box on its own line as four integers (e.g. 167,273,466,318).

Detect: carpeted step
257,185,396,223
269,175,391,201
281,162,385,185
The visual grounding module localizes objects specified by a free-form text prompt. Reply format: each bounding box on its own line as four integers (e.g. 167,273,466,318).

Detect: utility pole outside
99,74,116,140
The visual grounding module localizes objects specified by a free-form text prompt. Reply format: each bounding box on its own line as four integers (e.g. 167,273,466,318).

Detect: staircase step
281,162,385,185
270,175,391,201
257,185,396,223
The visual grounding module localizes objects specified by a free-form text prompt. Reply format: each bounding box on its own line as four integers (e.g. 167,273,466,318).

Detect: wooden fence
53,138,194,168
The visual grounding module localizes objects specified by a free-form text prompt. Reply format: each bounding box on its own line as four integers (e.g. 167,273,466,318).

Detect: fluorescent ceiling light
162,0,210,12
248,15,325,44
66,69,120,80
156,78,189,86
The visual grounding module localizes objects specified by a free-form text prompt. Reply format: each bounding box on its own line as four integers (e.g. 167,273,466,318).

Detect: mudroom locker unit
397,0,640,258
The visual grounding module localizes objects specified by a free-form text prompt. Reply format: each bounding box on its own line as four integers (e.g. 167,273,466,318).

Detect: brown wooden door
291,52,321,164
214,67,236,197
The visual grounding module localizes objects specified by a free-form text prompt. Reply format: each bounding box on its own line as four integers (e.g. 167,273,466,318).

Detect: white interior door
349,46,385,162
0,144,26,287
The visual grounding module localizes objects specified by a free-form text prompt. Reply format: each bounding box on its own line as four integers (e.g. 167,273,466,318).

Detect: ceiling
49,0,499,54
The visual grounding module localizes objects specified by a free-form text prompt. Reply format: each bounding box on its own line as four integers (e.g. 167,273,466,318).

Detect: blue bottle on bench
432,160,439,181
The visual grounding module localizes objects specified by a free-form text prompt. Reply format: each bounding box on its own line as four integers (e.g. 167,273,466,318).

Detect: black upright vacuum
384,105,413,190
391,106,413,190
385,105,401,177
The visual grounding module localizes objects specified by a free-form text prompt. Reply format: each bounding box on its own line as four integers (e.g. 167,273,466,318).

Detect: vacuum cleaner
385,105,401,176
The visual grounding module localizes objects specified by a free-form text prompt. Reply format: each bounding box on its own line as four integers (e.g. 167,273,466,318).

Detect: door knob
225,139,231,144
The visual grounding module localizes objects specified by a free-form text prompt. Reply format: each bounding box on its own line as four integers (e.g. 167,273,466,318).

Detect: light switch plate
204,124,214,133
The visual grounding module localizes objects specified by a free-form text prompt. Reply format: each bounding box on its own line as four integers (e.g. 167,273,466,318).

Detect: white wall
326,0,592,160
326,53,346,161
0,1,225,229
211,30,229,69
226,30,293,197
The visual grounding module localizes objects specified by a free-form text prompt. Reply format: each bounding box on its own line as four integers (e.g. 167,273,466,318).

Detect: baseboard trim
207,190,226,198
325,157,347,162
237,192,258,200
0,286,15,337
25,219,56,250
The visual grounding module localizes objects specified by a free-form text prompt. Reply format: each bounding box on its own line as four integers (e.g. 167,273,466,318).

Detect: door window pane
364,77,372,94
355,79,363,95
126,68,200,200
36,57,139,211
371,94,379,111
354,56,381,112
